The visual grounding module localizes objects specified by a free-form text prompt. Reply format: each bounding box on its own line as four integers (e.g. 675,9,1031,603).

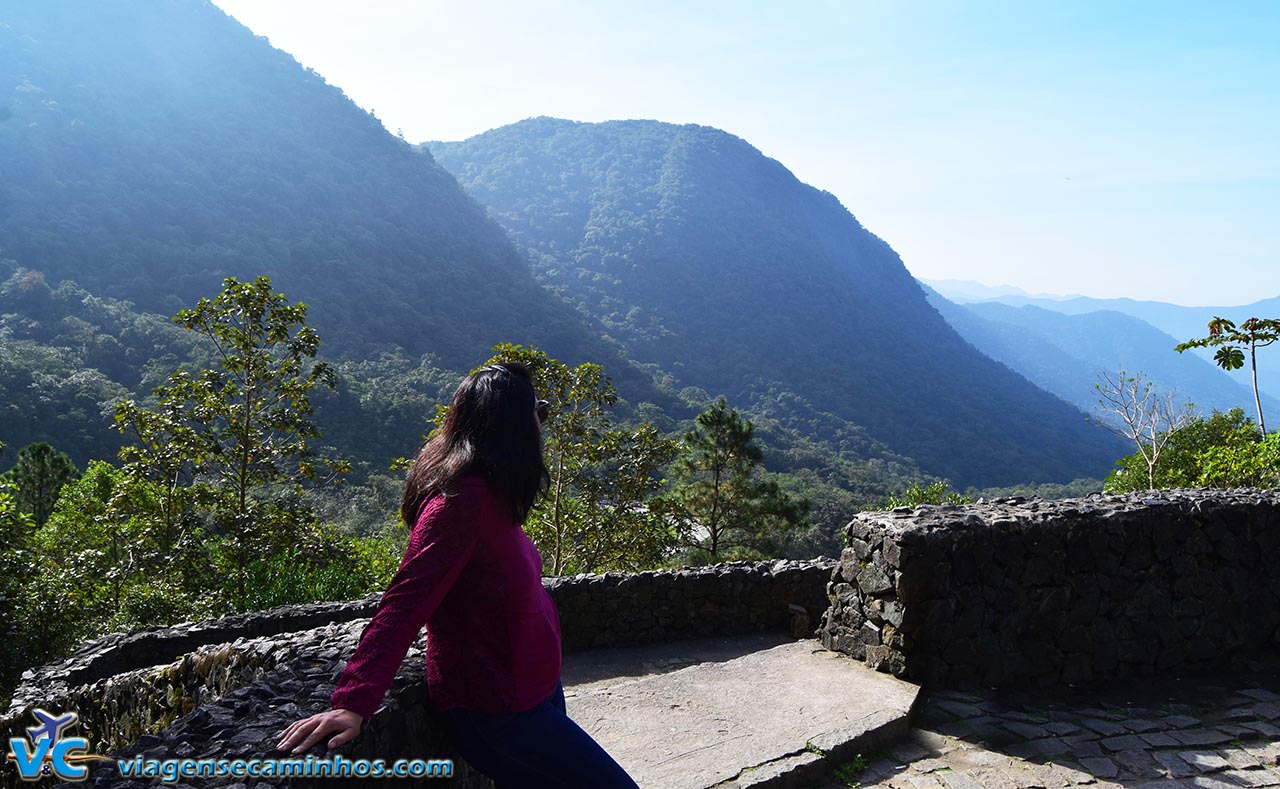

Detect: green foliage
1197,431,1280,489
769,468,866,558
225,529,402,611
1105,408,1279,491
314,351,464,479
0,262,205,470
0,475,36,700
475,344,679,575
21,462,210,657
2,460,203,700
883,479,973,508
4,441,79,526
654,397,809,561
969,478,1104,501
112,276,344,609
834,753,869,787
0,260,450,497
1177,316,1280,434
2,457,402,707
0,262,920,548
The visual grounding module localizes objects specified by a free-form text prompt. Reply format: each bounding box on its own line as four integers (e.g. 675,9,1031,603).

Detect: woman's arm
275,486,481,752
329,489,481,718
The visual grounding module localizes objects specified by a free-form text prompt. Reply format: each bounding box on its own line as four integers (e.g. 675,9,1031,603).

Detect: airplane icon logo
25,709,78,745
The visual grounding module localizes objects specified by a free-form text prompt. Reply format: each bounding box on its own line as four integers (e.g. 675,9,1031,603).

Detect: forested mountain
0,263,195,466
0,1,922,511
0,1,649,388
924,288,1280,419
430,118,1126,487
0,258,464,473
929,283,1280,402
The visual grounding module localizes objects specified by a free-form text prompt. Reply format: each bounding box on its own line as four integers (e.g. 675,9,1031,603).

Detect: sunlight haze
211,0,1280,306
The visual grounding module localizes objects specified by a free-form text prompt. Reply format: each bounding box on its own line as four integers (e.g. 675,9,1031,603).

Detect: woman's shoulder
416,474,495,525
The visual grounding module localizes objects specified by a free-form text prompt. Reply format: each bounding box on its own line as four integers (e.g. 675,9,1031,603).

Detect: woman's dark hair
401,361,549,526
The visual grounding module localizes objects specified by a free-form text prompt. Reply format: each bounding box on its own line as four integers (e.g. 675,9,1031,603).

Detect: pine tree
6,442,78,527
655,397,808,561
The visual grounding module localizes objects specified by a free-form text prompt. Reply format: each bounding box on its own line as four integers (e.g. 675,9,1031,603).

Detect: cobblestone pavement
818,671,1280,789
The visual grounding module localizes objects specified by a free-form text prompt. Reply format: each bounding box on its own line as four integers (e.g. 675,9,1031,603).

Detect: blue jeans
440,680,639,788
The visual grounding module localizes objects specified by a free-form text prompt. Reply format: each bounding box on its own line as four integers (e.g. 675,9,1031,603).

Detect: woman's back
422,474,562,713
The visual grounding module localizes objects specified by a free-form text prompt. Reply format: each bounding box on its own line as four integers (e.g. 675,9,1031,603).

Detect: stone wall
819,490,1280,687
2,559,831,788
549,559,833,650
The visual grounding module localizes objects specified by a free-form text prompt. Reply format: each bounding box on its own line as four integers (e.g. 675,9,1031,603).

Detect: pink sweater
329,474,562,719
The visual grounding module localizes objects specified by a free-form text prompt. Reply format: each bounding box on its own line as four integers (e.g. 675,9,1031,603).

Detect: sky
211,0,1279,306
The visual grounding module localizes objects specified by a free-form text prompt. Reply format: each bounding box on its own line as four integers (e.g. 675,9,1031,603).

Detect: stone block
858,564,893,595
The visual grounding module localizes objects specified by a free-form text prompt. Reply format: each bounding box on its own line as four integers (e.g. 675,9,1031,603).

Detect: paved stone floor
564,636,917,789
815,670,1280,789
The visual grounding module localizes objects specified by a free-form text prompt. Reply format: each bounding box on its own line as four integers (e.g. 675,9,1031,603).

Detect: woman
275,362,638,788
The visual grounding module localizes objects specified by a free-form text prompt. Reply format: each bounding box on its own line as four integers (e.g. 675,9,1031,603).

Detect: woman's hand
275,708,365,754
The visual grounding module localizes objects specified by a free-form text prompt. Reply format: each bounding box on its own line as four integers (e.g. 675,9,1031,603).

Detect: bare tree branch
1094,369,1198,490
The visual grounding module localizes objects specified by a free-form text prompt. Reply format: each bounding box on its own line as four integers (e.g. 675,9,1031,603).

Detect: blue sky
212,1,1279,306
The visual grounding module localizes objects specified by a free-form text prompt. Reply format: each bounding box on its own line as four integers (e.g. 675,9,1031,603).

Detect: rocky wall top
820,489,1280,687
3,559,832,787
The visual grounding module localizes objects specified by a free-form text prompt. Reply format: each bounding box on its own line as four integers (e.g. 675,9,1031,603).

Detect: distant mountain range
923,287,1280,421
927,280,1280,407
923,279,1049,301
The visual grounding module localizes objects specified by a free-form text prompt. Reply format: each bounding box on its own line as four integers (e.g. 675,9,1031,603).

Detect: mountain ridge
927,281,1280,402
0,3,648,386
431,117,1126,487
923,286,1280,422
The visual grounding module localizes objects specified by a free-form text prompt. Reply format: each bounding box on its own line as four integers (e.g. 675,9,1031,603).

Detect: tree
0,474,36,702
18,463,161,663
654,397,808,561
571,424,680,571
1106,408,1280,491
1197,431,1280,489
1093,370,1197,491
113,276,344,608
456,344,679,575
1106,408,1256,492
1176,316,1280,436
5,442,79,527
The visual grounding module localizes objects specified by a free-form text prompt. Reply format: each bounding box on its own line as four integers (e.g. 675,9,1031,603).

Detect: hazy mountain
430,118,1126,487
923,287,1280,422
0,0,644,386
928,282,1280,403
0,0,742,488
922,279,1047,301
